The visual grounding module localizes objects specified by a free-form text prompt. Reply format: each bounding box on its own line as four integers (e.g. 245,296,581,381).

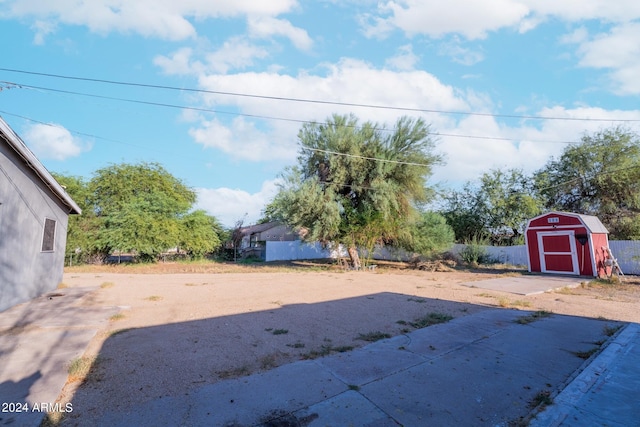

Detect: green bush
459,236,492,265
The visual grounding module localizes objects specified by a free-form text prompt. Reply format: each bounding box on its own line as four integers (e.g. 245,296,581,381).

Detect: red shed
525,211,609,277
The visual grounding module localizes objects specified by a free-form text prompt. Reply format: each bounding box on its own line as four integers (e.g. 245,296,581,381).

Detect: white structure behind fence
265,241,347,261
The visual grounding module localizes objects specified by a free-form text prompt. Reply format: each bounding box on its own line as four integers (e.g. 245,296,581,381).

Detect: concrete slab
294,390,398,427
404,309,524,357
76,360,349,427
315,336,424,386
531,323,640,427
358,314,616,427
0,287,118,427
60,309,625,427
463,275,586,295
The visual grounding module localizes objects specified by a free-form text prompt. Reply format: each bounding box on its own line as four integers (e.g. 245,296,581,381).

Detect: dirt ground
53,261,640,424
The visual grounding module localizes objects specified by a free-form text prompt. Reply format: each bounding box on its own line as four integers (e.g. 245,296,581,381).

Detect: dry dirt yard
52,261,640,424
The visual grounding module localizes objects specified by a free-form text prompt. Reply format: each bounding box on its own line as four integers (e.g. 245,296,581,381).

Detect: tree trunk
347,246,362,270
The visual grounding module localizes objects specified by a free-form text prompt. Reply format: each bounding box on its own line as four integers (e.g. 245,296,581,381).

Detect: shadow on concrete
50,291,623,427
0,286,117,426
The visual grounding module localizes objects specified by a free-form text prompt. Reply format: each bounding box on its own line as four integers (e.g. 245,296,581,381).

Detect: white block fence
266,240,640,275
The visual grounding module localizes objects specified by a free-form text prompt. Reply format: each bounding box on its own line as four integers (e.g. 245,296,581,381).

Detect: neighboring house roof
240,221,280,236
0,116,81,215
240,221,299,242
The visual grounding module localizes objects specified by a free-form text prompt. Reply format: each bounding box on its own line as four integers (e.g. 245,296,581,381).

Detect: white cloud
364,0,529,40
204,37,270,74
385,44,419,70
571,22,640,95
154,38,270,76
4,0,299,41
187,59,473,162
189,116,297,162
247,16,313,51
153,47,203,76
23,123,91,160
433,105,640,187
195,179,281,227
361,0,640,40
438,37,484,66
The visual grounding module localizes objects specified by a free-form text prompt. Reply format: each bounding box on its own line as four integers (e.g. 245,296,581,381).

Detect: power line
1,80,584,145
536,164,640,193
300,146,434,167
0,109,198,161
2,67,639,123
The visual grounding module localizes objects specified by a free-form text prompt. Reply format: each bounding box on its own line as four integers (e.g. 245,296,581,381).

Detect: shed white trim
537,230,579,275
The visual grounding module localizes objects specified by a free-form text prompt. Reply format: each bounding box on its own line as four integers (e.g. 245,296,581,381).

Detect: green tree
402,211,455,257
442,168,542,245
535,127,640,239
52,173,102,263
56,163,222,263
178,210,223,259
269,114,442,268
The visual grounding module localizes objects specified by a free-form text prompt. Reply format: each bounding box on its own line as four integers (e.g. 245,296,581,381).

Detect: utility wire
3,108,638,199
2,67,639,123
1,80,584,145
300,146,433,167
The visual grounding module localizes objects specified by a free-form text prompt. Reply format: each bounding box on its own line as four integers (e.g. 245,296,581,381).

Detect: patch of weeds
217,365,250,379
67,356,99,382
270,300,284,306
590,276,622,286
260,354,279,370
555,286,579,295
356,331,391,342
40,410,66,426
407,297,427,303
409,312,453,329
348,384,360,391
511,300,531,308
286,341,305,349
144,295,163,301
497,297,511,308
109,328,134,337
604,324,622,337
302,344,353,359
476,293,495,298
514,311,553,325
572,347,599,360
302,345,334,359
184,283,198,287
530,390,553,408
109,313,125,321
396,320,408,325
100,281,114,289
265,328,273,332
272,329,289,335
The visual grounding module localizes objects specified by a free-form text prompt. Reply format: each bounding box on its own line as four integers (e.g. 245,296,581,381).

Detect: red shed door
536,231,579,275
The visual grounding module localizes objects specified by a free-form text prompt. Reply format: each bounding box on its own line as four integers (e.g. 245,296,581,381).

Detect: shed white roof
529,211,608,234
0,116,81,214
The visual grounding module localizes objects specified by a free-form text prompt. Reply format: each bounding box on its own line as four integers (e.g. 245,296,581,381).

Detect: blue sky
1,1,639,227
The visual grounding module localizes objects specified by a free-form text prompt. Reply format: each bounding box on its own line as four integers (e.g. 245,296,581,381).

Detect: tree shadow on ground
51,290,624,427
